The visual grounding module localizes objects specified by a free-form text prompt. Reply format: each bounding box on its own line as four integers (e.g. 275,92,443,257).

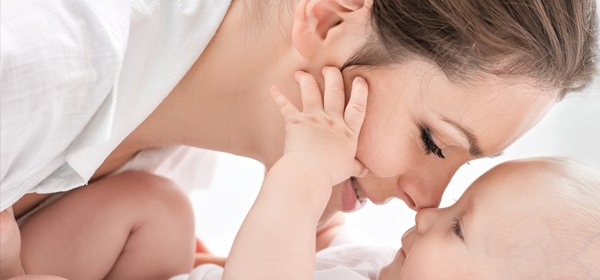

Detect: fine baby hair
529,158,600,280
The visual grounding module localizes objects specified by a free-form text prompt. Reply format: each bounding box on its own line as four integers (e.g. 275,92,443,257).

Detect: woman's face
318,60,555,226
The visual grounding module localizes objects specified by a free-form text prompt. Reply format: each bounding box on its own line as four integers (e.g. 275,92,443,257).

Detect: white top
0,0,232,211
169,244,396,280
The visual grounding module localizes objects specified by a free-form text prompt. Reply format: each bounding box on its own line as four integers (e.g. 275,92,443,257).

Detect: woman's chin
317,179,368,228
341,178,368,213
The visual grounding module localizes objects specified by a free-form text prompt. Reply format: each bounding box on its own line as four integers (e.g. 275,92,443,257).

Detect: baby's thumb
352,159,369,178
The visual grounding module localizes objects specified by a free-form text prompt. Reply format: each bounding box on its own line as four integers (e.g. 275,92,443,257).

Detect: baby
176,72,600,280
378,157,600,280
175,157,600,280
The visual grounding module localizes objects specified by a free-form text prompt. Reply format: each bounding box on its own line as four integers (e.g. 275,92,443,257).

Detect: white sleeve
0,0,129,210
0,0,232,211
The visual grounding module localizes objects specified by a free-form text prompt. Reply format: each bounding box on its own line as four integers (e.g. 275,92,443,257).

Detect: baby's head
378,157,600,280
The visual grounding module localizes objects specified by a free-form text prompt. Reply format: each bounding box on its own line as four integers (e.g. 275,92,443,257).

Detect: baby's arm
223,68,368,280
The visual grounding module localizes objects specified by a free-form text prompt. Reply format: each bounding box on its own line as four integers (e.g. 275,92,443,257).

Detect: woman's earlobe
292,0,366,58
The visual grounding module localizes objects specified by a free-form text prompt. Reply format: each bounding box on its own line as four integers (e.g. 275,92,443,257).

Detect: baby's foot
0,207,26,280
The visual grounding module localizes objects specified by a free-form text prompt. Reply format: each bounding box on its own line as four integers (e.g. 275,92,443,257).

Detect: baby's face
378,160,567,280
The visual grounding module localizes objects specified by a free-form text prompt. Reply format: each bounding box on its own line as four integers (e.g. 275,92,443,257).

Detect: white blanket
169,244,396,280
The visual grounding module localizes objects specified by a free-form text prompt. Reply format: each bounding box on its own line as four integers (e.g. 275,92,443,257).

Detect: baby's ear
292,0,367,58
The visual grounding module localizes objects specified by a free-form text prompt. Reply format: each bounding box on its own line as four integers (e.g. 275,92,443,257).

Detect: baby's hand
270,67,368,185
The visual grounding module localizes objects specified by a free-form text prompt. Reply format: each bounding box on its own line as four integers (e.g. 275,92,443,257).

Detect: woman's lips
341,177,368,212
352,177,367,202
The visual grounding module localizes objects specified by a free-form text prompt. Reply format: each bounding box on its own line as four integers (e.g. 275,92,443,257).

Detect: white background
189,79,599,256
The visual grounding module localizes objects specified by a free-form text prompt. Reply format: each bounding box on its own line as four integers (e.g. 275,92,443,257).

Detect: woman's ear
292,0,366,58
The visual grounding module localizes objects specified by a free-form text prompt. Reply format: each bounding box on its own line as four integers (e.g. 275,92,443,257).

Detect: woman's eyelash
452,217,464,240
420,127,445,159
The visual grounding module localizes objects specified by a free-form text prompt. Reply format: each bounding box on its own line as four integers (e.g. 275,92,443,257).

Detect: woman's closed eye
420,126,445,159
452,217,464,240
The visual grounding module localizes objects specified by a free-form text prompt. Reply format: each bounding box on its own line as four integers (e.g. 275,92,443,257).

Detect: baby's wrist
275,153,335,186
262,155,333,221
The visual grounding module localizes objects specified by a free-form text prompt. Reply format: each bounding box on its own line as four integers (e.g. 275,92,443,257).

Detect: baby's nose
414,207,437,233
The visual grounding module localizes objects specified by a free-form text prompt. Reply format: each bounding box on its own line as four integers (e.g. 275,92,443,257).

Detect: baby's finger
352,159,370,178
295,71,323,112
195,253,227,267
344,77,368,133
270,86,299,122
322,67,345,117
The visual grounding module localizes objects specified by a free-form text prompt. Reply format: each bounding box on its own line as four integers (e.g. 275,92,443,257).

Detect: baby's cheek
401,246,452,280
378,260,405,280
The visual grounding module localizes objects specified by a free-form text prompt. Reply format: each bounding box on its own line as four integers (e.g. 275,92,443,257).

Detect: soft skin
379,159,599,280
220,65,597,280
320,62,554,224
223,58,370,280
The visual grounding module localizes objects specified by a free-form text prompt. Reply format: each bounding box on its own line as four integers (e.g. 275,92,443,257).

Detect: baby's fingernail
357,168,369,178
354,76,365,85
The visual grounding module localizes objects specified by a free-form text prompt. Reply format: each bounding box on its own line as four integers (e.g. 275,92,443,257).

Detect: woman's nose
398,176,444,211
398,156,464,210
359,176,444,210
406,189,441,211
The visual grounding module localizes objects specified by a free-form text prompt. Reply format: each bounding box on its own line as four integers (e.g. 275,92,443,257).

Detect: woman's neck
125,0,301,169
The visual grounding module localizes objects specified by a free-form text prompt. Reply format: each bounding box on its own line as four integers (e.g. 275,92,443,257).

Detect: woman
1,0,597,278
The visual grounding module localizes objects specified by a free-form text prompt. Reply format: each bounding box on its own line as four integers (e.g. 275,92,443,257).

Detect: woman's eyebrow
442,119,483,157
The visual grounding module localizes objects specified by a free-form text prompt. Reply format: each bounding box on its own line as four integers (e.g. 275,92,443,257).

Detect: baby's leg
1,210,72,280
8,276,69,280
18,171,196,280
0,207,25,279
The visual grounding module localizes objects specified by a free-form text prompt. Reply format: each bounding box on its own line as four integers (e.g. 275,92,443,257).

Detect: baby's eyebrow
460,207,476,246
460,216,467,241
